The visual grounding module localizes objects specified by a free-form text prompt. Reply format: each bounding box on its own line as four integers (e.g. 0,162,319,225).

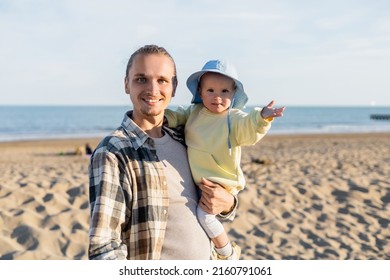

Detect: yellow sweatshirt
165,104,271,195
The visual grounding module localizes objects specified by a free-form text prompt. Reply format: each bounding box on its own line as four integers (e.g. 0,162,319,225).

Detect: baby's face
199,72,235,113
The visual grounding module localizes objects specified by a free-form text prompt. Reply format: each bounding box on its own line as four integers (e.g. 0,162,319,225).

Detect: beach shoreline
1,133,389,259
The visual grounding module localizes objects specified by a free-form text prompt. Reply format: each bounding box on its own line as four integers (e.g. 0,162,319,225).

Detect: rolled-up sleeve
217,195,238,221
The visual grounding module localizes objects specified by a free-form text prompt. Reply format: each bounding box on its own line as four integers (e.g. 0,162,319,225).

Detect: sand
0,134,389,260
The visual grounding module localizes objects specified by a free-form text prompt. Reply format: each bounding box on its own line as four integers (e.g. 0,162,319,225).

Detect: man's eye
158,79,168,84
136,78,146,83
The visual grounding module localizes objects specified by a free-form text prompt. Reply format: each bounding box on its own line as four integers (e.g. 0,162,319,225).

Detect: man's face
125,54,176,123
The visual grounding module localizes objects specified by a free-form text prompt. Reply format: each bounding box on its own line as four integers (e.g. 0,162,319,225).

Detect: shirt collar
120,110,186,149
120,111,151,150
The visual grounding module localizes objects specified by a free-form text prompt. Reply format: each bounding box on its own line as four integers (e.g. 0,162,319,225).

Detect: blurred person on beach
165,59,285,259
88,45,236,260
85,143,93,155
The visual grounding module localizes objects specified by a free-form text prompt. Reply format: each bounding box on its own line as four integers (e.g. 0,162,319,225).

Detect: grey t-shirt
153,132,210,260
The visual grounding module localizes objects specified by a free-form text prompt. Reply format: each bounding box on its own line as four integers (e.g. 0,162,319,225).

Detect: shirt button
163,210,167,215
163,181,167,186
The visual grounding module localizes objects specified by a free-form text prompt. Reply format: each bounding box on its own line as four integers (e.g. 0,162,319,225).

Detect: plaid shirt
89,111,186,260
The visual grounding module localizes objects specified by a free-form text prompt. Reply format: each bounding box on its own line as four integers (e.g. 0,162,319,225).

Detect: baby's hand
261,100,285,120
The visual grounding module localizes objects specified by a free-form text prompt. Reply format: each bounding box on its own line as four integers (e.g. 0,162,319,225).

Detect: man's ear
124,77,130,94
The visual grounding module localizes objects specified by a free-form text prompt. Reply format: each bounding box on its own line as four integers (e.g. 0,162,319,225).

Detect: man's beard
141,107,163,117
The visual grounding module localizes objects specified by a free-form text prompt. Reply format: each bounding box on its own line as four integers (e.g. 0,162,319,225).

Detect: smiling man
124,49,176,133
88,45,237,260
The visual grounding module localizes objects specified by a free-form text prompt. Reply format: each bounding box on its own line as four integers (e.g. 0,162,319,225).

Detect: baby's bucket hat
186,60,248,110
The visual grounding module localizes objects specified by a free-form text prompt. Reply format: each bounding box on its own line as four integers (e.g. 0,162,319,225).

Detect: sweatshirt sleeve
233,107,272,146
164,106,192,128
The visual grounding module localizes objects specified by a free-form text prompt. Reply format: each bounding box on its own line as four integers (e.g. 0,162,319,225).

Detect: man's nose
147,80,160,94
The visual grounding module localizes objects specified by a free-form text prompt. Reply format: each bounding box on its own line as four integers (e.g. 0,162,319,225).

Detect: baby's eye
222,89,230,93
206,88,214,93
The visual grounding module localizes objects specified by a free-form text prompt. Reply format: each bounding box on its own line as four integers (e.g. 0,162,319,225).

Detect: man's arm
89,150,128,260
198,178,237,221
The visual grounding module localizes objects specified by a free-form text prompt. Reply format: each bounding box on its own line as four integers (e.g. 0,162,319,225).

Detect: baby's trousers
197,206,225,238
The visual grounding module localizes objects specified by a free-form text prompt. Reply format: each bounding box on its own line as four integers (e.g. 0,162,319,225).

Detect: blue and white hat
186,60,248,110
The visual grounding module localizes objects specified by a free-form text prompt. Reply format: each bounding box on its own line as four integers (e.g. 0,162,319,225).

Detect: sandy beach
0,133,389,260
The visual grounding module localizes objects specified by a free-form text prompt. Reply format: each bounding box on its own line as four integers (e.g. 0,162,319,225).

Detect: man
88,45,236,260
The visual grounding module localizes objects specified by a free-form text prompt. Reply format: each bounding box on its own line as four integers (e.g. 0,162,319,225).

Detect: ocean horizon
1,105,390,142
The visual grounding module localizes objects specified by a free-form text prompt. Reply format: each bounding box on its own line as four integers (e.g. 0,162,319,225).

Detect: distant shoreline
1,105,390,142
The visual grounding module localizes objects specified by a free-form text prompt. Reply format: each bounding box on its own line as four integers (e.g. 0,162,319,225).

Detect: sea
1,105,390,142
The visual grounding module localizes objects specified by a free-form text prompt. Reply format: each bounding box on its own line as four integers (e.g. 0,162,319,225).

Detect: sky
1,0,390,107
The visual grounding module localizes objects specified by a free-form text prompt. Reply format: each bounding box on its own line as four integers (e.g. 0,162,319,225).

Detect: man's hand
198,178,234,215
261,100,285,119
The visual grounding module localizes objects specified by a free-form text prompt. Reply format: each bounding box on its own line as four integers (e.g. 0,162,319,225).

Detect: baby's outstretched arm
260,100,285,120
